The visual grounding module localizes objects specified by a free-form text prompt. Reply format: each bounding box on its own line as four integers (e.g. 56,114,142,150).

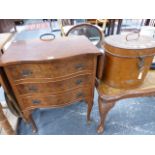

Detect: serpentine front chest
0,36,101,132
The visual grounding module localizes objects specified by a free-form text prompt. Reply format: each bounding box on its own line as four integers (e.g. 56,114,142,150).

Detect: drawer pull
28,86,37,92
32,99,41,104
76,79,83,85
76,92,85,98
21,69,32,77
75,64,84,70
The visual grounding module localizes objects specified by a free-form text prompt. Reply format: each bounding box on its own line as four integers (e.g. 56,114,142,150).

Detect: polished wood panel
19,87,91,111
0,36,100,65
103,50,154,89
15,74,92,96
96,53,105,79
5,55,94,81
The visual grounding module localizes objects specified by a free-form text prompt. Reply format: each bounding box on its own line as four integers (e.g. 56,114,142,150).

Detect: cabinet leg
97,96,115,134
23,111,37,133
86,99,94,124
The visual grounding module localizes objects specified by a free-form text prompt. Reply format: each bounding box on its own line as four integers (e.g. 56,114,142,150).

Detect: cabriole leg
86,99,94,124
97,96,115,134
23,111,37,133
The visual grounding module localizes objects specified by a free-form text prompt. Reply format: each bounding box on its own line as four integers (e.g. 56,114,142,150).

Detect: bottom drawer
19,87,91,111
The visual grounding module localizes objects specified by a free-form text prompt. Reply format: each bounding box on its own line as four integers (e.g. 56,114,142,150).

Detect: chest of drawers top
0,36,100,66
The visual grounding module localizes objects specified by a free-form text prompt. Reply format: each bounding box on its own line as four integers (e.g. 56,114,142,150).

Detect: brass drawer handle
75,64,85,70
76,79,83,85
32,99,41,104
76,92,85,98
21,69,32,77
28,86,37,92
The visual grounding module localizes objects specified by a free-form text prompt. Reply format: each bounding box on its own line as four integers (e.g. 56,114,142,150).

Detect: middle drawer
15,74,92,96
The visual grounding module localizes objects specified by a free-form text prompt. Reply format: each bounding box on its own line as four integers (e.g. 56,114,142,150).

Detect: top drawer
4,55,95,81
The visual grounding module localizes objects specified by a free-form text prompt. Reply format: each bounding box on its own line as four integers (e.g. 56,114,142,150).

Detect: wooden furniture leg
97,96,115,134
86,98,94,124
23,111,37,133
0,103,15,135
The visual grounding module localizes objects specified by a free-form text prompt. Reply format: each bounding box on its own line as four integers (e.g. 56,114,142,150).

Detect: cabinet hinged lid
104,34,155,49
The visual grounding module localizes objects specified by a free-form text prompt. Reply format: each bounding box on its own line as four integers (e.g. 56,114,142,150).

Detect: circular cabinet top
104,34,155,49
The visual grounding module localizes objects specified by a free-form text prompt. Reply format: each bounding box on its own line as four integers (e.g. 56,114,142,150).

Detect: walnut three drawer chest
0,36,101,132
